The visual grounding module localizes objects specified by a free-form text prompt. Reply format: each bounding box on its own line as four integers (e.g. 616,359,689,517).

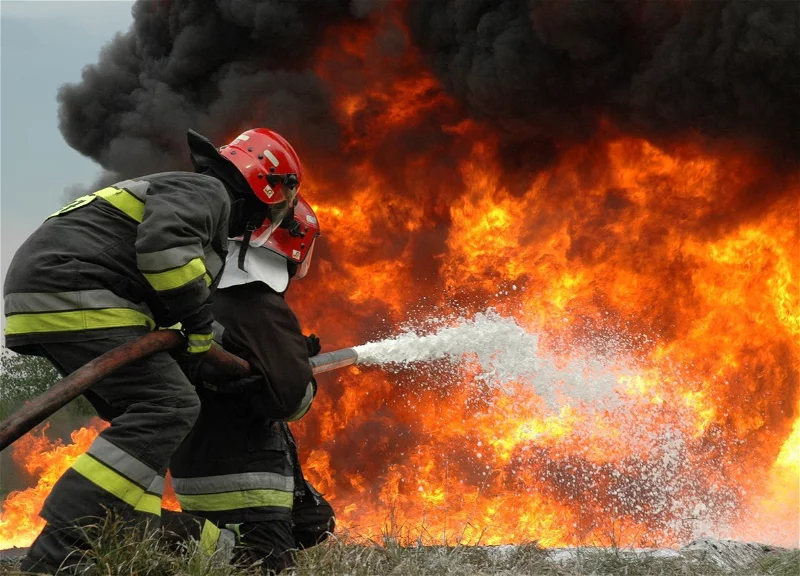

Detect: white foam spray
353,309,631,406
350,308,754,545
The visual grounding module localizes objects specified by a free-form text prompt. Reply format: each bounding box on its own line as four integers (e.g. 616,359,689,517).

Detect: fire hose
0,330,358,452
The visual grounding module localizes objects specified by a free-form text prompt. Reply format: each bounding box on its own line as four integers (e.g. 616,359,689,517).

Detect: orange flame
0,421,107,549
0,421,181,549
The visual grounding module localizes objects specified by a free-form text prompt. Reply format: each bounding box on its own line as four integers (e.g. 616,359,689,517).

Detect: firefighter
165,194,335,574
4,128,305,574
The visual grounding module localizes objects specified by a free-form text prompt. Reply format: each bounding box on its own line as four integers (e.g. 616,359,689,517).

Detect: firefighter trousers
20,330,201,574
161,481,335,574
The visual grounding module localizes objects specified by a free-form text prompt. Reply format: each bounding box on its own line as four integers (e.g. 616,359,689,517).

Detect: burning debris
2,0,798,555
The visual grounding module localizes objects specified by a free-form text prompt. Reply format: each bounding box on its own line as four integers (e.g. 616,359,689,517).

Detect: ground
1,535,797,575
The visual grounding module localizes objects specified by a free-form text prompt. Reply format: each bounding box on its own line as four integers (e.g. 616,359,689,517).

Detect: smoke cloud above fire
61,0,800,177
58,0,368,177
408,0,800,158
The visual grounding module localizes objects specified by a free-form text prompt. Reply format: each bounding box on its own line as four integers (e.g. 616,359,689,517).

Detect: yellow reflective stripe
204,273,212,286
46,187,144,221
94,187,145,223
47,194,96,218
5,308,155,336
187,332,213,354
72,455,144,508
287,400,312,422
286,382,315,422
142,257,207,291
188,332,213,342
187,333,213,344
199,520,221,555
133,493,162,516
187,344,212,354
177,489,294,512
187,343,212,354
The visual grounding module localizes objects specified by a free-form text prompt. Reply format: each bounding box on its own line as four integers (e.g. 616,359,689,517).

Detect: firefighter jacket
170,279,316,524
3,172,230,351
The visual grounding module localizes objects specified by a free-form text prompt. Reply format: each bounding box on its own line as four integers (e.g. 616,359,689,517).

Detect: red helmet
220,128,303,206
251,195,321,280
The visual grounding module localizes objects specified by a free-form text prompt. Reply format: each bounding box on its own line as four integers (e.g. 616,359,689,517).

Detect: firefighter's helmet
221,128,303,206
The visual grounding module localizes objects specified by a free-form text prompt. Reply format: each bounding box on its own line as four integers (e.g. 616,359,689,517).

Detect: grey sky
0,0,134,336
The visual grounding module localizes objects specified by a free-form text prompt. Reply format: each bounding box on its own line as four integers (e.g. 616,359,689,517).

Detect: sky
0,0,135,334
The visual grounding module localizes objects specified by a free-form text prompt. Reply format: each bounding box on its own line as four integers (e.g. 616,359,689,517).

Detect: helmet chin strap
238,211,268,271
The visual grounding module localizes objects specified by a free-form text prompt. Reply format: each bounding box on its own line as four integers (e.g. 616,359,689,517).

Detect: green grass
0,520,796,575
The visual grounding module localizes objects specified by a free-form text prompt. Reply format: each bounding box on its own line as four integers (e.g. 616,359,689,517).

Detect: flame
291,6,800,548
0,421,107,549
3,4,799,551
0,421,180,549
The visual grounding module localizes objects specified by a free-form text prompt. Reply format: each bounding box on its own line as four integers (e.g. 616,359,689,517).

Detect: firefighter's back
3,171,228,351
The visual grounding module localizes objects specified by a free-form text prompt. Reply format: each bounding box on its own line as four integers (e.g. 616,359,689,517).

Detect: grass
292,535,562,575
0,516,259,576
744,549,800,576
0,520,796,575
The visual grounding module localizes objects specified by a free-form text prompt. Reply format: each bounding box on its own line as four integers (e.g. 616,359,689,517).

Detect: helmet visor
295,237,317,280
248,175,299,247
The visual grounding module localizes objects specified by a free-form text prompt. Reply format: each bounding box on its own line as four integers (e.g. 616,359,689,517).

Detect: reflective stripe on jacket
3,172,229,348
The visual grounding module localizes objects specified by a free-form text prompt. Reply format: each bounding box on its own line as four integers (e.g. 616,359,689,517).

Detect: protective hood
218,239,289,294
187,129,251,198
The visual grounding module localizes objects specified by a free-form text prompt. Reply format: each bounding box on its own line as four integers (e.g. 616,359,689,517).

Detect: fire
0,421,180,549
3,3,799,552
290,5,799,548
0,421,107,549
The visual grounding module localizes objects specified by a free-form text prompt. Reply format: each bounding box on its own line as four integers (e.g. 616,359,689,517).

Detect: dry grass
0,518,796,575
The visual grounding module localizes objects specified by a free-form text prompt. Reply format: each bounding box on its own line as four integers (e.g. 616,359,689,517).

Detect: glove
173,350,207,386
181,304,214,356
304,334,321,357
210,374,264,395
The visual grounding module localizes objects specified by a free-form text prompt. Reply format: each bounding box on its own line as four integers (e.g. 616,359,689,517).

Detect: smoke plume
58,0,365,179
59,0,800,179
406,0,800,159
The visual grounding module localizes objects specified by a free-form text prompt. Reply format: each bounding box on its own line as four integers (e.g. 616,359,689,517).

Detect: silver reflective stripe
187,333,213,346
4,290,152,316
211,321,225,345
171,472,294,495
115,179,150,201
87,437,158,489
287,381,315,421
216,529,236,561
137,244,204,273
147,475,166,496
205,251,224,279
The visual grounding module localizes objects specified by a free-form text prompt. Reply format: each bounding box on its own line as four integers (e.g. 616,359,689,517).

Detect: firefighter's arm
217,285,316,421
135,173,230,353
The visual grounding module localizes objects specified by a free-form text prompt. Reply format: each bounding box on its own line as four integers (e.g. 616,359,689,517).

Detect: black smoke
406,0,800,161
58,0,367,179
59,0,800,181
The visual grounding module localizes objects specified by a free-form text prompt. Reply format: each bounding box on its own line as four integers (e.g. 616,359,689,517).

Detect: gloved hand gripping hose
0,337,358,451
0,331,249,451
